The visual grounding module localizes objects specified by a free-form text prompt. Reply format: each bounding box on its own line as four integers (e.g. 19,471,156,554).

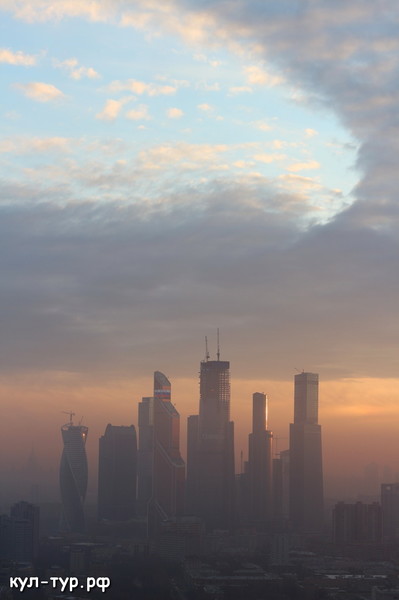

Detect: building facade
381,483,399,540
187,356,235,530
8,501,40,561
247,393,273,526
289,372,324,533
60,419,88,533
333,501,382,543
273,449,290,525
137,396,154,516
148,372,185,537
98,424,137,521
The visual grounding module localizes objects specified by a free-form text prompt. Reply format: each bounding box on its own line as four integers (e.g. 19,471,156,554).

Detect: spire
205,336,210,361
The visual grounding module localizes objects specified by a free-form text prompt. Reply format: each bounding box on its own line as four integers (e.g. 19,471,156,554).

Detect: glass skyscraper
148,371,185,537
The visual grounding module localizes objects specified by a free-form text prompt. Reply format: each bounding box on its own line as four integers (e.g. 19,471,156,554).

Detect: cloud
251,120,273,132
305,128,318,138
229,86,252,95
1,0,111,23
253,153,286,164
0,175,396,384
121,4,217,44
53,57,100,79
287,160,321,172
233,160,255,169
13,81,64,102
96,98,131,121
197,103,213,111
167,107,184,119
193,52,222,67
278,173,322,192
0,48,37,66
126,104,151,121
2,1,399,371
109,79,176,96
244,65,284,87
137,142,228,170
196,81,220,91
0,136,71,154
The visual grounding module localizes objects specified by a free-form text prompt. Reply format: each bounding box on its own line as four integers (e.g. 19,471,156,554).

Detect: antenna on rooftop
217,328,220,361
205,336,210,362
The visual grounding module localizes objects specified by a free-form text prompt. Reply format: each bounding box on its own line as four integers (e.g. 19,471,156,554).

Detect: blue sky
1,2,357,226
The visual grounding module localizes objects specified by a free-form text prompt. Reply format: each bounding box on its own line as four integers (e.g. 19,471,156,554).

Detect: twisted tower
60,415,88,533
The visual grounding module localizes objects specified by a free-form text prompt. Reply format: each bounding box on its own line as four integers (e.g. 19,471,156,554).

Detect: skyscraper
186,414,199,514
98,424,137,521
247,393,273,526
137,396,154,516
289,372,324,533
148,372,185,537
59,416,88,533
381,483,399,540
9,501,40,561
273,449,290,525
187,350,235,530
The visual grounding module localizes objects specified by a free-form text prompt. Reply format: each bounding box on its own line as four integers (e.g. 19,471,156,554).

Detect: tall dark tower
186,414,199,514
137,396,153,516
148,372,185,537
289,372,324,533
59,415,88,533
187,339,235,530
247,393,273,526
98,424,137,521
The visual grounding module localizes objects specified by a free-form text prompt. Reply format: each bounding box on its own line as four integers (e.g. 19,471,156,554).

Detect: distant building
137,396,154,516
0,502,40,562
59,417,88,533
246,393,273,526
0,515,12,561
186,414,200,514
332,501,382,543
273,449,290,525
289,372,324,533
98,424,137,521
155,516,204,560
381,483,399,540
148,372,185,537
187,352,235,531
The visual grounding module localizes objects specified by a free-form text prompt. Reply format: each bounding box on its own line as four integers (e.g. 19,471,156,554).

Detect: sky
1,0,399,502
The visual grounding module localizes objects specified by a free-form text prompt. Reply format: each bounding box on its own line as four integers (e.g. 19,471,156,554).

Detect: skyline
1,1,399,498
1,360,398,506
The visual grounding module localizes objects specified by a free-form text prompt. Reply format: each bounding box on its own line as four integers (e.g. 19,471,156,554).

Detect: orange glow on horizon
1,372,399,501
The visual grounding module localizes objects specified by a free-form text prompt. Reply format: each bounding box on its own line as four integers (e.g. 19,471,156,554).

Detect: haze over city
1,0,399,503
